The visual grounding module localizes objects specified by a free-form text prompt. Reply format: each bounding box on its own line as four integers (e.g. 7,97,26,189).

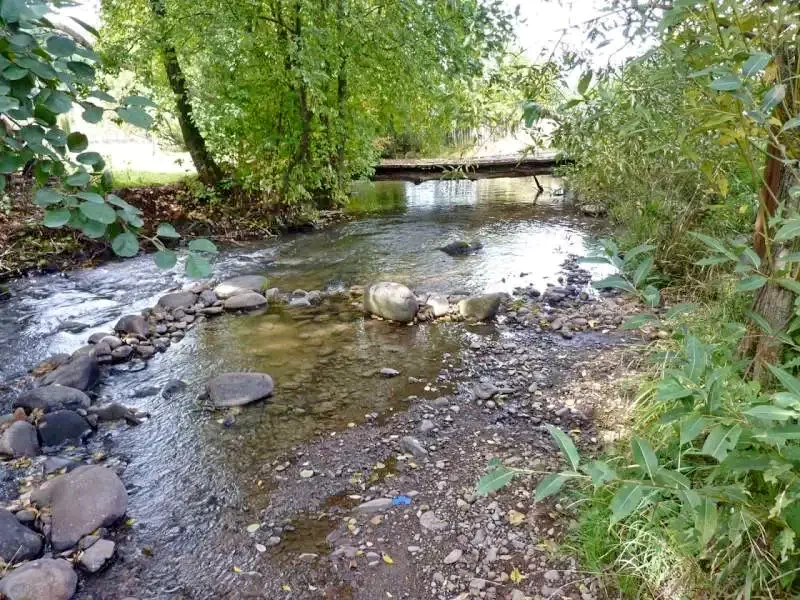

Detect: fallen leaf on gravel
232,566,242,574
281,583,292,591
382,553,393,565
246,523,260,533
510,567,526,584
507,510,525,526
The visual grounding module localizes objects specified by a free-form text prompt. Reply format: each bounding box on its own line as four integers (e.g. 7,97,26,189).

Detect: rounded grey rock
363,282,418,323
0,421,40,458
14,385,90,413
206,372,274,407
214,275,268,299
0,558,77,600
223,292,268,311
0,508,42,562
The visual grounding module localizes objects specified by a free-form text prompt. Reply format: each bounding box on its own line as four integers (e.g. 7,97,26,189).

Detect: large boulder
156,291,198,310
363,282,418,323
223,292,267,311
40,354,99,391
114,314,148,336
206,373,274,407
0,422,40,458
439,240,483,256
214,275,268,299
31,465,127,551
14,385,91,413
0,508,42,562
0,558,77,600
457,293,503,321
38,411,92,448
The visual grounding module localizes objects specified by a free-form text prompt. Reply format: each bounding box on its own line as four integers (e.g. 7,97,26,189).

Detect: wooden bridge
372,152,569,184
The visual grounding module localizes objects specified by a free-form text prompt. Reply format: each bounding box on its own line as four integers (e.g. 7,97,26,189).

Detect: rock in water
40,354,99,391
363,282,418,323
78,539,115,573
206,373,274,407
14,385,91,413
38,411,92,447
214,275,268,299
114,314,149,336
581,204,607,217
439,240,483,256
223,292,268,311
0,558,77,600
457,293,503,321
0,508,42,562
425,294,450,318
156,291,198,310
0,421,40,458
31,465,128,551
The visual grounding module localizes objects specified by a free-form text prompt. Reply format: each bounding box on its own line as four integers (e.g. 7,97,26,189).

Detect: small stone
353,498,392,514
300,469,314,478
380,367,400,377
79,539,115,573
443,548,462,564
400,436,427,457
267,536,281,546
544,569,560,582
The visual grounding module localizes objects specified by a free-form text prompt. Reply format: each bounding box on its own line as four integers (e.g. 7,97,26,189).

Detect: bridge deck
373,153,568,182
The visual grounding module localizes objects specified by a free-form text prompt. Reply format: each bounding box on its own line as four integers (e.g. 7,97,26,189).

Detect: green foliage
99,0,516,210
0,0,214,276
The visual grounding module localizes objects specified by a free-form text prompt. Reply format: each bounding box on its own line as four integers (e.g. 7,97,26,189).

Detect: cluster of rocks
0,465,127,600
360,281,506,324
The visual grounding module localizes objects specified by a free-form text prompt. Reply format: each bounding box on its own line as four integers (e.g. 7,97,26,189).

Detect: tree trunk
740,50,799,381
149,0,223,187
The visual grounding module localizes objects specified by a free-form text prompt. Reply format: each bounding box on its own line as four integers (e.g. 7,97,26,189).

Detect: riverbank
0,177,345,283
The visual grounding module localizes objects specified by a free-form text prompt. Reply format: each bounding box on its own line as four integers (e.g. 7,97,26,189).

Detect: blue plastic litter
392,495,412,506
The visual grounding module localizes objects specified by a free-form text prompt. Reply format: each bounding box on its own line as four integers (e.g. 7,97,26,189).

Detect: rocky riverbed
0,254,653,599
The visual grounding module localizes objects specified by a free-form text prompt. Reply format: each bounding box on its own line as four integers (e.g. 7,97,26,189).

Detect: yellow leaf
717,177,729,198
765,63,778,83
507,510,525,526
382,552,394,565
510,567,526,584
281,583,292,592
232,566,242,574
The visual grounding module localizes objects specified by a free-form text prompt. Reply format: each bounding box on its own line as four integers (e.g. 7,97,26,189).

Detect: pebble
443,548,462,564
300,469,315,478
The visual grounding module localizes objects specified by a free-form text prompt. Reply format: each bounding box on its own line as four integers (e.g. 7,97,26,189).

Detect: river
0,175,606,599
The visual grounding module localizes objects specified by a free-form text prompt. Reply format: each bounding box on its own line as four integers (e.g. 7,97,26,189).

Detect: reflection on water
0,176,606,598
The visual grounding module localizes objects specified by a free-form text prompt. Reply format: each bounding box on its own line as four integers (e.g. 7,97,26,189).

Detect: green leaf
122,94,157,108
81,219,106,239
742,52,771,77
656,378,693,402
680,416,706,445
79,201,117,224
188,238,218,253
761,84,786,114
622,243,655,265
65,171,90,187
156,222,181,239
631,437,659,479
45,36,76,57
654,467,691,491
534,473,570,502
778,279,800,296
684,336,707,381
736,275,768,292
81,104,103,123
622,313,659,330
0,0,23,23
111,232,139,257
775,219,800,242
3,65,27,81
577,70,592,95
76,152,102,166
643,285,660,308
665,303,697,319
610,484,644,523
701,425,742,462
43,90,73,114
695,498,718,546
689,232,737,260
696,256,733,266
710,75,742,91
186,253,212,278
106,194,137,212
781,117,800,133
545,424,580,470
66,132,88,152
633,256,653,287
76,191,104,204
0,95,19,112
89,90,116,103
116,106,153,129
68,61,95,80
154,249,178,269
476,465,516,496
118,210,144,228
594,275,636,294
34,188,61,206
766,364,800,397
742,248,761,269
744,405,800,421
43,208,71,228
584,460,617,487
